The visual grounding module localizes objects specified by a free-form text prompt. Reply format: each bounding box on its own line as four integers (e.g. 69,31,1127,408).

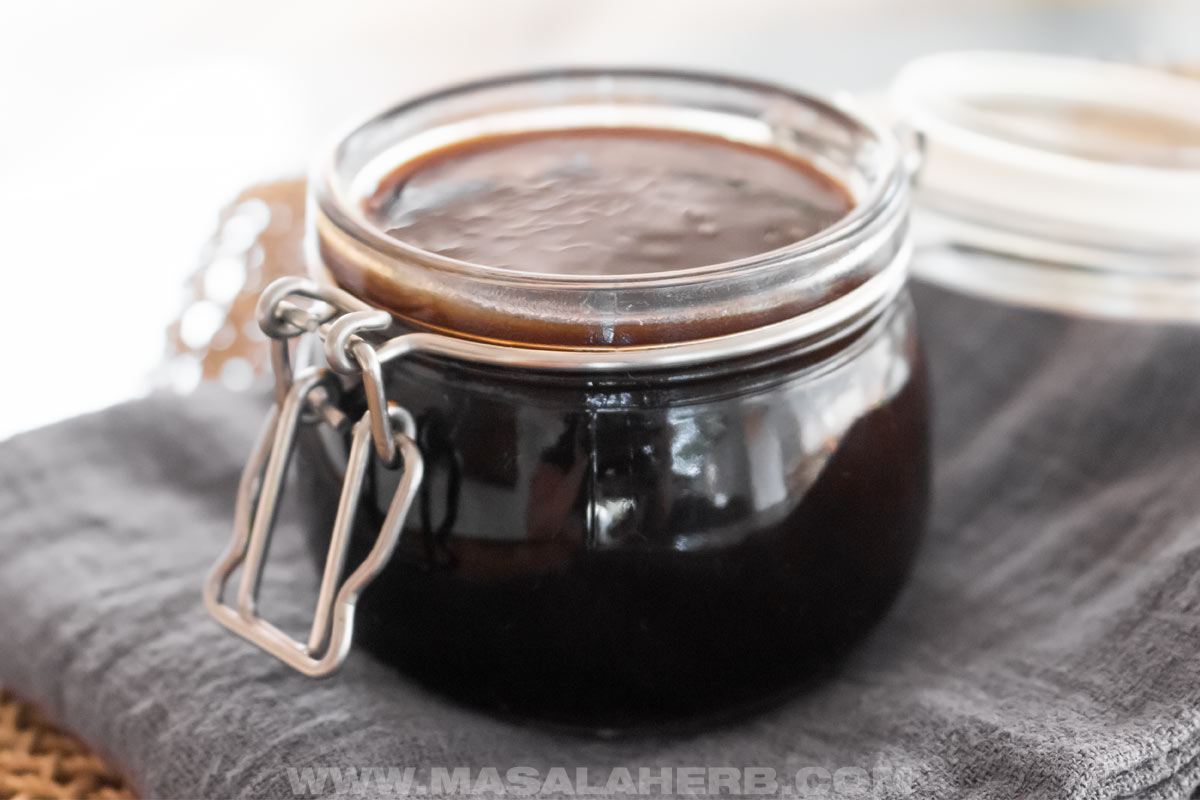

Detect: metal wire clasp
204,254,911,674
203,278,423,677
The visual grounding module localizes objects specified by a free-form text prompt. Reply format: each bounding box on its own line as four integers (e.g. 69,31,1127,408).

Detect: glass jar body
296,292,929,730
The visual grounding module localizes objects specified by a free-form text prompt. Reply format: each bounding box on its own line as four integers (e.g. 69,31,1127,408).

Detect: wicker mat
0,690,133,800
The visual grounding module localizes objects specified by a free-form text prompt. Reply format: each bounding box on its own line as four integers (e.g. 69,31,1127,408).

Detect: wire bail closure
205,264,907,676
203,279,423,677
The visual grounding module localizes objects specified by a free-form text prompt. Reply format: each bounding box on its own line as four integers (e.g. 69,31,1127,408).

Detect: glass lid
891,51,1200,321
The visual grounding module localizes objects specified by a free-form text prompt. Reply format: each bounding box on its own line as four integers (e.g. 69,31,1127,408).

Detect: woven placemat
0,689,133,800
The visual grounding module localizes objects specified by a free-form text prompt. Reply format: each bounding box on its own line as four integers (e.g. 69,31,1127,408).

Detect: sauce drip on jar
364,128,854,275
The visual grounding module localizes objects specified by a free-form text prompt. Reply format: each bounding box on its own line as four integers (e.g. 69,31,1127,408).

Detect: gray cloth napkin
2,282,1199,800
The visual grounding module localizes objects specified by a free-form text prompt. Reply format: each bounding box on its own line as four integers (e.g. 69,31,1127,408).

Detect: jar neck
310,69,910,351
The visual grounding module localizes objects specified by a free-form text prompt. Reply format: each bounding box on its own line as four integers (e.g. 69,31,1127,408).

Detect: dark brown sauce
299,126,926,730
364,128,854,275
320,128,860,347
298,299,928,731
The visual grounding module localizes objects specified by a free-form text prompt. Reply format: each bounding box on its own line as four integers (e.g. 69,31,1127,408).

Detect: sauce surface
364,128,854,275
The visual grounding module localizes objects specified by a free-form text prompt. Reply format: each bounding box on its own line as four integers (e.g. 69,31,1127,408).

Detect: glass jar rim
309,67,912,350
312,67,907,289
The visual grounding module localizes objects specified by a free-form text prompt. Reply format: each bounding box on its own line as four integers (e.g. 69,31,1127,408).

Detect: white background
2,0,1197,437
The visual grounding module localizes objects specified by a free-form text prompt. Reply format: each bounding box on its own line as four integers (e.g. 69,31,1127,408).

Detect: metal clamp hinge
203,279,424,677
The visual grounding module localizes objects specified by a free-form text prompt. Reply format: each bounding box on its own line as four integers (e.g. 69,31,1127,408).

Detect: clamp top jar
206,68,929,731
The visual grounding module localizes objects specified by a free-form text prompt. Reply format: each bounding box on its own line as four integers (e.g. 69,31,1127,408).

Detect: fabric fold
1,283,1200,799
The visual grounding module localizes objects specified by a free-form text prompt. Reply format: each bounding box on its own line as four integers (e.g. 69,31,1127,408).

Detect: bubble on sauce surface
367,129,853,276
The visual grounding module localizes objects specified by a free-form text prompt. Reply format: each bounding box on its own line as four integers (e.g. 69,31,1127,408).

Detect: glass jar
205,69,928,731
892,51,1200,321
